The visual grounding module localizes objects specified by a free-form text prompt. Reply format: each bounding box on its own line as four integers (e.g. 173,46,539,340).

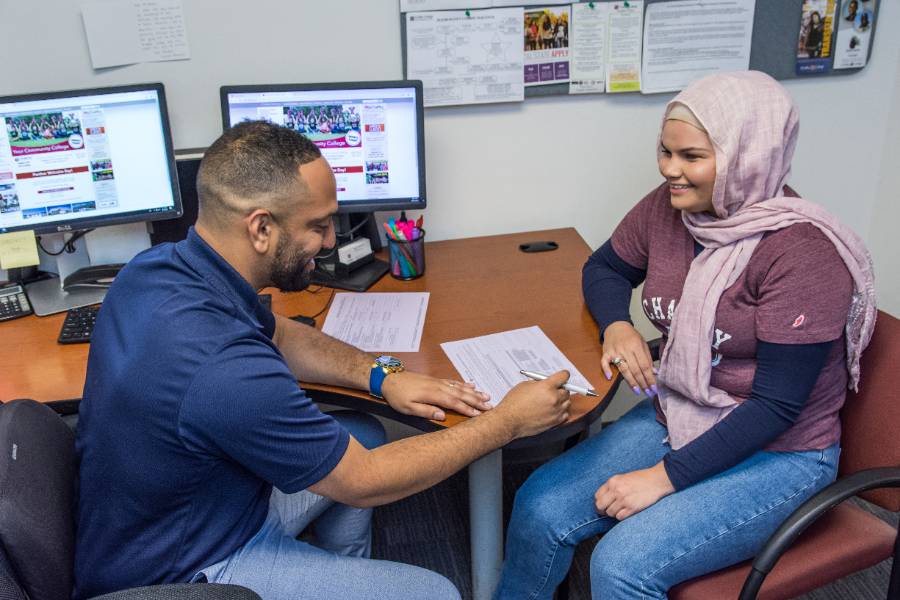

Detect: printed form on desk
441,326,592,407
321,293,429,353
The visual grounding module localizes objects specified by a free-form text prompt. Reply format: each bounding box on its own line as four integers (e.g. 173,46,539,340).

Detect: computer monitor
0,83,181,235
220,80,426,214
0,83,182,313
220,80,426,290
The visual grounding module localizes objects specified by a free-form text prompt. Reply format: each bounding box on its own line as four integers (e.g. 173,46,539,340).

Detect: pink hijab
656,71,877,450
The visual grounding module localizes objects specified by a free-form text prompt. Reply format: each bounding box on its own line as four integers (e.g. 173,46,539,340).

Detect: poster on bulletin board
833,0,878,69
795,0,836,74
523,6,571,86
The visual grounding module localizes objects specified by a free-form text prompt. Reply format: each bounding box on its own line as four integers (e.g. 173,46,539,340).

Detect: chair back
0,542,28,600
838,310,900,511
0,400,77,600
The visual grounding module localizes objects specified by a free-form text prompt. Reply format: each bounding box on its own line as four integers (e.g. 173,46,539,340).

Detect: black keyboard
58,305,101,344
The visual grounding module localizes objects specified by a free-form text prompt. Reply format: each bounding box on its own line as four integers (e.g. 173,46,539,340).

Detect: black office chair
0,399,261,600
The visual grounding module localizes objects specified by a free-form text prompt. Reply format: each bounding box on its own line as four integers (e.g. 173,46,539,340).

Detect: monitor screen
0,83,181,234
220,80,426,213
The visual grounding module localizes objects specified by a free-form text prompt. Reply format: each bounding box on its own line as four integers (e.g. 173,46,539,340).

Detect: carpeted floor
372,455,897,600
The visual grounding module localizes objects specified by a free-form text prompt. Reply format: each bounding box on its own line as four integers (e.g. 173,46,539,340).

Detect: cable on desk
309,288,336,319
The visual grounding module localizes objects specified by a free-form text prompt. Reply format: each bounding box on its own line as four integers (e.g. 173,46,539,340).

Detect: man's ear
246,209,276,255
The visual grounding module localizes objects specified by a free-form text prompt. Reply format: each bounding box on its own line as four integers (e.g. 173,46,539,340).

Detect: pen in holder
387,229,426,280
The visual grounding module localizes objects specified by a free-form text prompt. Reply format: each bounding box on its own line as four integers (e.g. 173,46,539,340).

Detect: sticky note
0,230,40,270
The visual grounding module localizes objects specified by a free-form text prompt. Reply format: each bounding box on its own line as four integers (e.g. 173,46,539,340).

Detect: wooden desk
1,227,615,599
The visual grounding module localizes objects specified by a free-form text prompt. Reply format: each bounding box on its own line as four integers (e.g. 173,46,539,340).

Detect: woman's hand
594,462,675,520
601,321,657,397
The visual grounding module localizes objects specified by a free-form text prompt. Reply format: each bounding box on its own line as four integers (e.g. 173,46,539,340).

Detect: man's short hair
197,120,323,227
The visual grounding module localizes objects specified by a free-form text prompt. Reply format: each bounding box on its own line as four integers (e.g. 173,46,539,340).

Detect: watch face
376,355,403,369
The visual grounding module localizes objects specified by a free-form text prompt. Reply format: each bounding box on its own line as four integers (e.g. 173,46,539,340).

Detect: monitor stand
23,225,146,316
26,277,107,316
310,212,389,292
310,258,389,293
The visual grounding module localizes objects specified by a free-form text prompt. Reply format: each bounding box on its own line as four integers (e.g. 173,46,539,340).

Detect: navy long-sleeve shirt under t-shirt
583,239,832,491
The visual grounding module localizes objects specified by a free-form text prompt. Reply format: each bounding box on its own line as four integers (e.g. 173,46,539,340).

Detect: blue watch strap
369,364,387,398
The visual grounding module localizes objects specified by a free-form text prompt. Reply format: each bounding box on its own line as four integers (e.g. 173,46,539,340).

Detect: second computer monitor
220,80,426,214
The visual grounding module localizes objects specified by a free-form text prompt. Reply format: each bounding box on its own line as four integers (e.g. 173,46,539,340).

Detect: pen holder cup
387,230,426,280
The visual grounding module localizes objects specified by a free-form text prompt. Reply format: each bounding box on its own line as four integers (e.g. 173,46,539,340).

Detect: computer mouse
290,314,317,327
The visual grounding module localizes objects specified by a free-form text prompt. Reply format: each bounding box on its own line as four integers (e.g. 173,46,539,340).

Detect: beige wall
868,47,900,317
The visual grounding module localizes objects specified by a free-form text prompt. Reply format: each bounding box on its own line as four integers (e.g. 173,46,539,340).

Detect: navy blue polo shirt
73,228,349,598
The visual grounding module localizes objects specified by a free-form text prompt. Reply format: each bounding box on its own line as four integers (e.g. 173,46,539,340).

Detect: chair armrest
738,466,900,600
647,337,662,362
45,399,81,416
91,583,261,600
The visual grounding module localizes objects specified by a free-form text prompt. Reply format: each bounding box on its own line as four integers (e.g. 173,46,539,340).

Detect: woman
494,71,876,599
805,11,824,58
541,16,554,50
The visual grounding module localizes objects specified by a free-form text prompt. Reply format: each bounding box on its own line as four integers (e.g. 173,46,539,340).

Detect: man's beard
270,235,314,292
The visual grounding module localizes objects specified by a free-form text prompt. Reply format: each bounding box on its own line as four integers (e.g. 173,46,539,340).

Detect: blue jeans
194,411,460,600
495,400,839,600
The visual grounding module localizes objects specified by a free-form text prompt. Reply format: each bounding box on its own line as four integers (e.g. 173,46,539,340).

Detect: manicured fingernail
472,409,482,416
433,411,444,420
604,371,611,380
644,388,653,397
632,386,641,396
651,384,658,394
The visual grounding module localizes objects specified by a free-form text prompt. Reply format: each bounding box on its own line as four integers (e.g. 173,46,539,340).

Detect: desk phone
0,283,32,321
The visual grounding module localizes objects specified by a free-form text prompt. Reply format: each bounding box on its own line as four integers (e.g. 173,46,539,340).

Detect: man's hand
381,371,493,420
594,461,675,521
492,370,572,439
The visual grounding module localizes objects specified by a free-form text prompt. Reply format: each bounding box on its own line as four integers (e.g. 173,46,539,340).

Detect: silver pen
519,369,598,397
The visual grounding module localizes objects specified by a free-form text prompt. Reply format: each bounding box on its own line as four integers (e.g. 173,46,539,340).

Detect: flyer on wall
833,0,877,69
641,0,755,94
606,0,643,93
405,8,524,107
796,0,837,75
523,6,570,86
569,2,610,94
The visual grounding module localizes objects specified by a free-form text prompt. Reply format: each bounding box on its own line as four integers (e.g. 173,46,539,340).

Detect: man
74,121,571,599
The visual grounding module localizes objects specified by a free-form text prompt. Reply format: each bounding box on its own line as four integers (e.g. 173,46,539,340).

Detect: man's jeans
495,399,839,599
194,411,460,600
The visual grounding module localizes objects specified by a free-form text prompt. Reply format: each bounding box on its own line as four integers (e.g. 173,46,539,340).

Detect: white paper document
570,2,611,94
401,0,567,10
607,0,644,93
441,326,593,407
81,0,190,69
321,293,430,353
491,0,570,6
406,8,524,107
641,0,755,94
401,0,491,11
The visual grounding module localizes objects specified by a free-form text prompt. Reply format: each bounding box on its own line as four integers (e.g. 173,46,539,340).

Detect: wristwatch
369,355,405,398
